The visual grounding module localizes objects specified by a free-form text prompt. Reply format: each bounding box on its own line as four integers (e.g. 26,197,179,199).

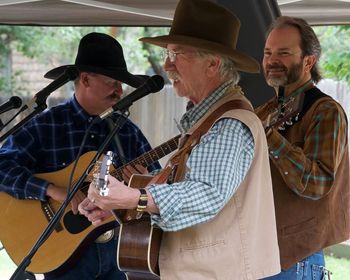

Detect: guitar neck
111,134,180,180
263,91,305,130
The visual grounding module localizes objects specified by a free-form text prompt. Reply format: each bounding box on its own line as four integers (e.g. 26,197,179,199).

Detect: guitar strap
278,86,328,135
154,99,254,184
297,87,328,121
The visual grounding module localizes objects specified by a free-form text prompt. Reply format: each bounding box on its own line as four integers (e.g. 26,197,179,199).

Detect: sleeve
267,100,348,200
147,118,255,231
0,124,50,200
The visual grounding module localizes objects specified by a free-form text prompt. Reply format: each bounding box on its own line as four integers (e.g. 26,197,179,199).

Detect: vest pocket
180,239,226,251
281,217,317,236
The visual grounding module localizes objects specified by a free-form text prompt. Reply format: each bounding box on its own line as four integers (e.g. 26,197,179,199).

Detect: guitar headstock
265,91,305,131
93,151,114,196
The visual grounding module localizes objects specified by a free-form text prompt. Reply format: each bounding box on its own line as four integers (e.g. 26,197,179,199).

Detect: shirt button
284,171,288,175
91,134,95,138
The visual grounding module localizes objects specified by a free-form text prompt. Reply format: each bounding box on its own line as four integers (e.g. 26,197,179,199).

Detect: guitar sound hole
63,211,91,234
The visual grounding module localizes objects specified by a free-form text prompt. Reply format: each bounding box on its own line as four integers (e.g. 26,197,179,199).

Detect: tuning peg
278,123,286,130
285,118,293,126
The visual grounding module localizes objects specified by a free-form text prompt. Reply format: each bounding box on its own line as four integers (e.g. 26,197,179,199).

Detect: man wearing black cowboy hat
0,32,160,279
81,1,281,279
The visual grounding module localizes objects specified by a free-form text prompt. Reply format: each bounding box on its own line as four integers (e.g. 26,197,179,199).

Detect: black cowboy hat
44,32,148,88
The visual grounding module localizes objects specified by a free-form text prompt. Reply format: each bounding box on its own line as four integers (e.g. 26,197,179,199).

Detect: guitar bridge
40,201,64,232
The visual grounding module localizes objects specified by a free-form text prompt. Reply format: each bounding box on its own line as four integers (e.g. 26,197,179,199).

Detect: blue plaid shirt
0,95,160,200
148,82,255,231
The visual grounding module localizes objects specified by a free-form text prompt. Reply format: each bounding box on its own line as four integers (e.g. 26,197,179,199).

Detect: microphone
0,96,22,114
23,66,79,110
36,66,79,104
99,75,164,119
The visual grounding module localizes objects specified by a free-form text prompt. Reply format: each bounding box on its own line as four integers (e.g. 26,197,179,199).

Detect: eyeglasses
161,49,184,62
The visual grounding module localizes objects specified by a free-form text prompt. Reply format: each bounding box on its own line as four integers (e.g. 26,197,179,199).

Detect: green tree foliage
0,26,110,96
0,26,170,96
314,26,350,86
0,25,168,74
1,25,349,96
9,26,110,64
117,26,170,79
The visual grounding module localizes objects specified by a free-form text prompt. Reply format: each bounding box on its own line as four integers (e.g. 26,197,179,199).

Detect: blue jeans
263,251,331,280
44,237,126,280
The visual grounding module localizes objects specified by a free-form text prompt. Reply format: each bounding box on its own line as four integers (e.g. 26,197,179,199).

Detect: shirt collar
179,80,234,133
69,95,95,125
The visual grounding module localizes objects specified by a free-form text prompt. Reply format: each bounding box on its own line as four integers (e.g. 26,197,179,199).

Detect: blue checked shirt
148,81,255,231
0,95,160,200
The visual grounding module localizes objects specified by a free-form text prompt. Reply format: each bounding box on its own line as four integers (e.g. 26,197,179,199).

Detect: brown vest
268,97,350,269
158,86,280,279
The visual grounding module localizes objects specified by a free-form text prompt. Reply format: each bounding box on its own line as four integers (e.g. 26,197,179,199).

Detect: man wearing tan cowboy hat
80,1,280,279
0,32,160,279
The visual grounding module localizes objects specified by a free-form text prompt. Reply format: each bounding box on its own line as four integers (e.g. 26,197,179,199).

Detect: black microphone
36,66,79,104
22,66,79,111
0,96,22,114
99,75,164,119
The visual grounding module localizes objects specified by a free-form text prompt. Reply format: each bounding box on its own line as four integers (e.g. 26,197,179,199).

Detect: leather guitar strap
168,99,254,183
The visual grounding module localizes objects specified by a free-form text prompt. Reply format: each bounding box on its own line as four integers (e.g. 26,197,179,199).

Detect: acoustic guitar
96,152,164,280
0,134,179,274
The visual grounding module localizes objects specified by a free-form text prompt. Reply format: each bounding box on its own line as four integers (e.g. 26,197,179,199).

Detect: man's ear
206,56,221,77
80,72,90,87
304,55,316,72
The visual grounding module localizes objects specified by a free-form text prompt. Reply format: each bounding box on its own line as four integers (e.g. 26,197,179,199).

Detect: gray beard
265,60,303,88
266,76,288,88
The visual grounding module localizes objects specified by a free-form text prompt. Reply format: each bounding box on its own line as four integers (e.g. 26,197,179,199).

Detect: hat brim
140,35,260,74
44,65,149,88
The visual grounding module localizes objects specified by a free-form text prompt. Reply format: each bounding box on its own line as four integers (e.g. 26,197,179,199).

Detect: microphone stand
0,119,4,131
0,66,78,141
0,102,47,142
10,109,130,280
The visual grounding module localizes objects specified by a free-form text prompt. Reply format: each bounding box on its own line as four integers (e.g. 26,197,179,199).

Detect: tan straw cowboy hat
140,0,260,73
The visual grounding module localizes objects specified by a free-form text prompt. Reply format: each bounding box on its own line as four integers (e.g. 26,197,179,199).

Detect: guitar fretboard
111,134,180,180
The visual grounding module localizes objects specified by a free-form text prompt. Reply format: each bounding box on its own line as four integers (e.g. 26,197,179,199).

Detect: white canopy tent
0,0,348,26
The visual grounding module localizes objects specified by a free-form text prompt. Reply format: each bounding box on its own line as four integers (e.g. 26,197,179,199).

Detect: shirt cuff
266,128,291,161
147,183,180,230
26,176,50,200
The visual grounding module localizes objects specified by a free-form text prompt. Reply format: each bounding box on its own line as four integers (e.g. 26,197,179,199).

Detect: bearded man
256,16,350,280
